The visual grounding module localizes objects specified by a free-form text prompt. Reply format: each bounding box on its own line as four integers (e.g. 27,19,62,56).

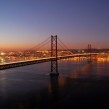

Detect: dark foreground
1,76,109,109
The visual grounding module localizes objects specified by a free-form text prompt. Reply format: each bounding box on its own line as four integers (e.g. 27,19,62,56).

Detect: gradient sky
0,0,109,50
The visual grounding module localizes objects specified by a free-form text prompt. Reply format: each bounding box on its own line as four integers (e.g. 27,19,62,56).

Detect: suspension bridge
0,35,98,75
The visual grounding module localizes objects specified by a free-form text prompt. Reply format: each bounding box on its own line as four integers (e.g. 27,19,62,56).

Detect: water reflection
69,63,93,79
48,76,59,109
1,60,109,108
1,75,109,108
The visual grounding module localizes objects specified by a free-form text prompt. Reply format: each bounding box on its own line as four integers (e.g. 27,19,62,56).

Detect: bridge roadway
0,53,97,70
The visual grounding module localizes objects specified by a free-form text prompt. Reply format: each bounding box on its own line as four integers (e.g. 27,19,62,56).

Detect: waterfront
0,59,109,108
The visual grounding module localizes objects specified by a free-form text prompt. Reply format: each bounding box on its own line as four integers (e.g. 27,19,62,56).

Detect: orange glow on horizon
0,42,109,51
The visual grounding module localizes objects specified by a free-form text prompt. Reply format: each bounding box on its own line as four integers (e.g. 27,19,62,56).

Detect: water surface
0,59,109,108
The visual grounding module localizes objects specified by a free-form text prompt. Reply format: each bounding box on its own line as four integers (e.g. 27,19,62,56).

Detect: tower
87,44,92,62
50,35,59,76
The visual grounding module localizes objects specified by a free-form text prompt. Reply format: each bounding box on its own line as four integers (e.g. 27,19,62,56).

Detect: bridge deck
0,53,97,70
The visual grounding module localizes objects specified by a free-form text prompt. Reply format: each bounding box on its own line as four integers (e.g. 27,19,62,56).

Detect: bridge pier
50,35,59,76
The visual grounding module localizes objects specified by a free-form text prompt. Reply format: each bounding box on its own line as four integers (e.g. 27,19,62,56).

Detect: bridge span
0,53,97,70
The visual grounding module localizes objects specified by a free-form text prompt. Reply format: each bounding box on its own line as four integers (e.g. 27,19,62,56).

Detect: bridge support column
50,35,59,76
87,44,92,62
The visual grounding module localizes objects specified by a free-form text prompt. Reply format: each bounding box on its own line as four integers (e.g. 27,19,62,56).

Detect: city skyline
0,0,109,50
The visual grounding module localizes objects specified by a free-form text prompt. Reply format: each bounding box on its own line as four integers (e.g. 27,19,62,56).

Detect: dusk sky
0,0,109,49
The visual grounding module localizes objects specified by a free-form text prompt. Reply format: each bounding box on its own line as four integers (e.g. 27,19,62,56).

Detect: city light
0,52,5,56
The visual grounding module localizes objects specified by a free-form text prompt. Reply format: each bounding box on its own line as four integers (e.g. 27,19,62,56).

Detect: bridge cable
34,39,51,51
57,37,73,55
57,42,73,55
28,37,50,50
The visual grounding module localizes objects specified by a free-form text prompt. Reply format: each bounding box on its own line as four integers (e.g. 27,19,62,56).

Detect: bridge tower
50,35,59,76
87,44,92,62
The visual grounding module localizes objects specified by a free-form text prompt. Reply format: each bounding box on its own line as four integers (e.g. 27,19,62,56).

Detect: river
0,59,109,108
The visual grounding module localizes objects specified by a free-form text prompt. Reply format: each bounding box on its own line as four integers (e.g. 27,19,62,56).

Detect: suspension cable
57,42,73,55
34,39,50,51
57,37,73,55
28,37,50,50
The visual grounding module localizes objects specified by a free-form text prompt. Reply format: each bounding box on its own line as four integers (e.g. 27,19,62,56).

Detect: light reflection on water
0,59,109,108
